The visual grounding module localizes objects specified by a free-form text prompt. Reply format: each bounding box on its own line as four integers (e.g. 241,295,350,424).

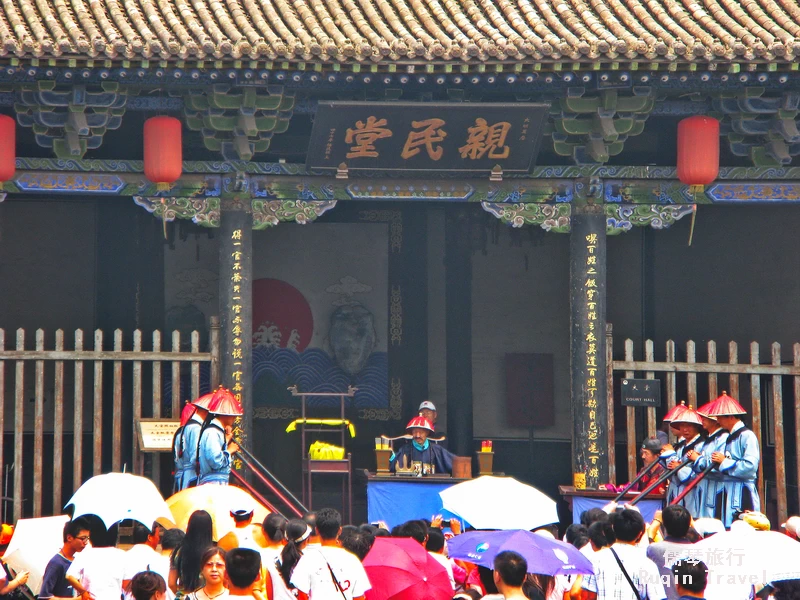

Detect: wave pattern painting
252,346,388,408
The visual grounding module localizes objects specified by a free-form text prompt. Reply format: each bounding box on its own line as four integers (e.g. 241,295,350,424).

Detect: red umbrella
363,538,452,600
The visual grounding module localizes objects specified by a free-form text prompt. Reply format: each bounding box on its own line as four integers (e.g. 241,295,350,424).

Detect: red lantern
677,116,719,192
144,116,182,190
0,114,16,183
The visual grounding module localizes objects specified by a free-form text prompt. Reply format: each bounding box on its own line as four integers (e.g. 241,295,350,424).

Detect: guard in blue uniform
688,400,729,519
390,416,455,476
660,407,705,512
707,392,760,528
197,387,243,485
173,393,213,491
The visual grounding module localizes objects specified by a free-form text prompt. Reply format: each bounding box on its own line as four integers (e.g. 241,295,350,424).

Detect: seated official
633,437,667,494
390,416,455,475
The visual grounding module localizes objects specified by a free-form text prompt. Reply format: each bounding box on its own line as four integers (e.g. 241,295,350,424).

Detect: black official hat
641,437,663,453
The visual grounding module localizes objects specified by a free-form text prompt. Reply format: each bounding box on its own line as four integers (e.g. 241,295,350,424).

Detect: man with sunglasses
39,518,92,600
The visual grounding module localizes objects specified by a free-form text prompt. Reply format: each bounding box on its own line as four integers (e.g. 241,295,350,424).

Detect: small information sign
136,419,180,452
621,379,662,407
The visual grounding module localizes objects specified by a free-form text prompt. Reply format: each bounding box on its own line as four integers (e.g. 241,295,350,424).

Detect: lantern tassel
687,184,704,246
156,182,171,192
160,197,168,240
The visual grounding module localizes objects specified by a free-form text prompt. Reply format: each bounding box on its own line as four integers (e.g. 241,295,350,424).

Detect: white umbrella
438,475,559,530
3,515,70,595
692,529,800,587
65,472,173,529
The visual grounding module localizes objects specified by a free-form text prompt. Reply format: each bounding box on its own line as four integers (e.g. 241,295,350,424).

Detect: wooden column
219,199,253,453
570,200,609,488
445,206,474,457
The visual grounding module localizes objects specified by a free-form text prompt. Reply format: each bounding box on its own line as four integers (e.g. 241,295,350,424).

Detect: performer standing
688,401,729,518
390,416,455,475
197,388,243,485
173,393,213,491
707,392,760,527
660,407,705,511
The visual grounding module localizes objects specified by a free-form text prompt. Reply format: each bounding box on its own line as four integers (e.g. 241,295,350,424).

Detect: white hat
693,518,725,537
419,401,437,412
230,496,255,517
781,516,800,536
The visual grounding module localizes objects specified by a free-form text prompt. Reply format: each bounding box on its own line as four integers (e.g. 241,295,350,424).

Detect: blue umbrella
447,530,594,576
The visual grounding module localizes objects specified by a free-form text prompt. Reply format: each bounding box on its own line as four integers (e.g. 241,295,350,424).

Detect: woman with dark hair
130,572,167,600
265,519,311,600
169,510,214,593
774,579,800,600
522,574,553,600
184,548,228,600
260,514,288,566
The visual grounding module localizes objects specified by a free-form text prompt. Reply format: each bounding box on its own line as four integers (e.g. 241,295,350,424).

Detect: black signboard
621,379,662,407
307,101,549,174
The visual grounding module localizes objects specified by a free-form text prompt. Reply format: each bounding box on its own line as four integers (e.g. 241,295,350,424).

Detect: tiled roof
1,0,799,64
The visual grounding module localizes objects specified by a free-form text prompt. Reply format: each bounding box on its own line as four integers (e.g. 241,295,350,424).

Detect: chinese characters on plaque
229,228,245,468
621,379,662,407
584,233,602,482
307,102,549,173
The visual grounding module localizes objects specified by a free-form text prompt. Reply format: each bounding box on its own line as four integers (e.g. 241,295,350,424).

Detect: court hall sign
307,101,549,174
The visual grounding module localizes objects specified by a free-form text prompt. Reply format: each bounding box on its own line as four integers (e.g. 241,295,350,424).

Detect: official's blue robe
692,427,728,518
173,414,203,491
198,418,232,484
660,434,704,510
713,421,760,527
390,442,455,476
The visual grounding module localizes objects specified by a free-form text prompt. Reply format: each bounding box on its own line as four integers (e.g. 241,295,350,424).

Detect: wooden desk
559,486,665,523
366,472,472,529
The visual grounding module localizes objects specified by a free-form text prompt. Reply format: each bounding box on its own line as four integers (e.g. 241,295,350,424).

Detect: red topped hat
208,386,244,417
696,400,718,420
405,416,434,432
706,391,747,416
663,401,688,423
191,391,215,410
179,401,196,427
671,406,704,426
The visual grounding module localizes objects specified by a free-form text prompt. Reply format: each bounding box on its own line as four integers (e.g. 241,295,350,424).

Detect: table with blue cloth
366,475,472,529
559,485,665,524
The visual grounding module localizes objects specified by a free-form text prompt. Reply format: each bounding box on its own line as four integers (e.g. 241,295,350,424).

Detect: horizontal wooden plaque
136,418,180,452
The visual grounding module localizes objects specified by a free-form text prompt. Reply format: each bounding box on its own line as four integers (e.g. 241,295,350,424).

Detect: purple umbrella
446,530,594,576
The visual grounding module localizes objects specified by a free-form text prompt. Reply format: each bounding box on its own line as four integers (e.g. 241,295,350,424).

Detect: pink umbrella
363,537,452,600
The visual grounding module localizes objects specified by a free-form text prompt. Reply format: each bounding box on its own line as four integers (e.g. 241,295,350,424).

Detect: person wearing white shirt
425,528,455,594
289,509,370,600
492,551,528,600
123,523,171,590
224,549,262,600
259,514,288,568
66,526,126,600
581,509,667,600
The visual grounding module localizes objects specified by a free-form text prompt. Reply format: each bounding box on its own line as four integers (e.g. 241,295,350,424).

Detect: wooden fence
0,318,220,522
606,323,800,526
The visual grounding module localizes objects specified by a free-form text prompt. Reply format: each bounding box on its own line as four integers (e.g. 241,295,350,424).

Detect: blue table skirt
571,496,663,524
367,480,466,529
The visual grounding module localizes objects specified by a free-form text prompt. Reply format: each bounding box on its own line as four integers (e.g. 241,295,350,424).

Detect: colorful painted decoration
677,116,719,192
144,116,182,190
0,115,16,182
